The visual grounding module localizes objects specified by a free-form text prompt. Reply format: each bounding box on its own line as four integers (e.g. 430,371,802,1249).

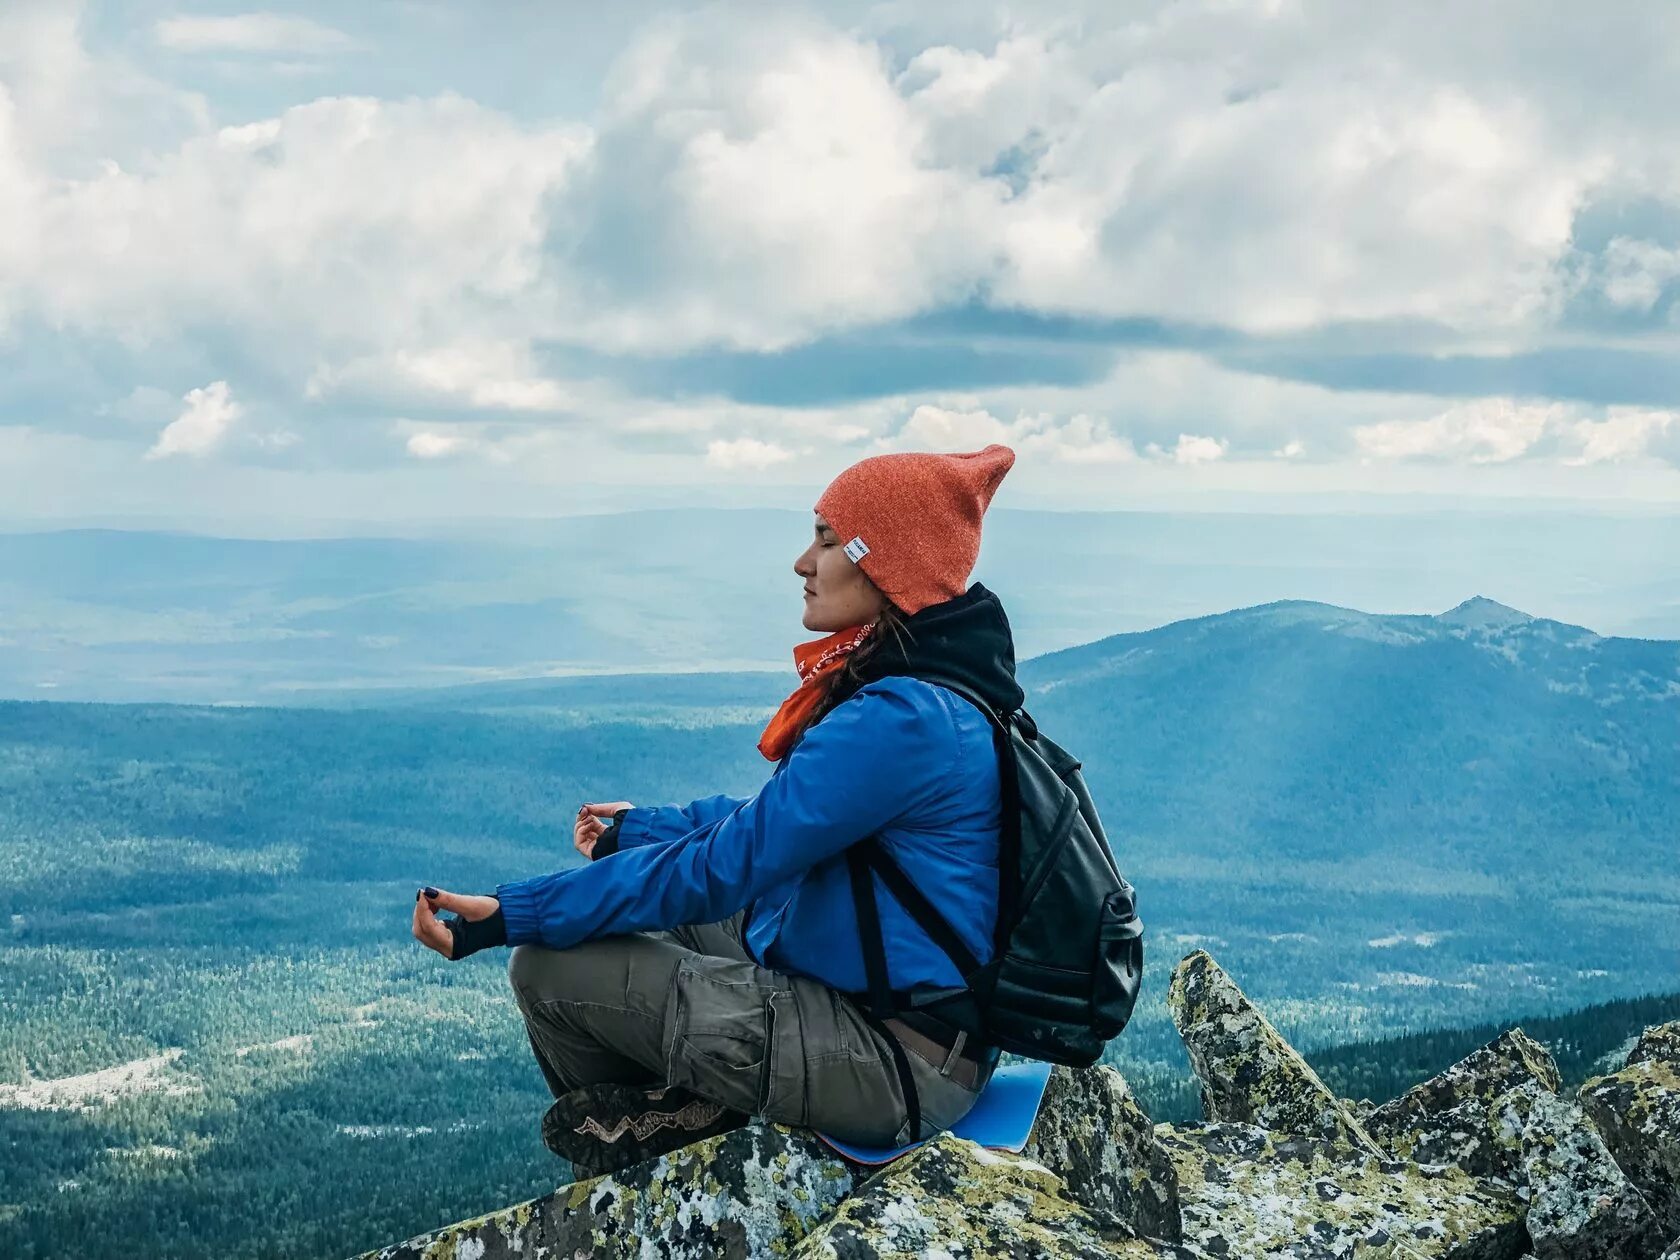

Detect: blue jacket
495,673,1003,993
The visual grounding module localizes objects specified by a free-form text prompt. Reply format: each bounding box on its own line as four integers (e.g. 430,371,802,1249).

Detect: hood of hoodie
835,580,1026,718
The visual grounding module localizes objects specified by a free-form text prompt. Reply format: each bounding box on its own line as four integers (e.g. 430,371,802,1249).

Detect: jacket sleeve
597,793,754,858
497,681,954,950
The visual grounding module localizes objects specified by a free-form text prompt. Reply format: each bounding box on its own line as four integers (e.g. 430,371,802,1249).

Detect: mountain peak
1435,596,1534,629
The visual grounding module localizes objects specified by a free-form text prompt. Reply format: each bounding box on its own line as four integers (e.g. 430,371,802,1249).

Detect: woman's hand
574,800,634,859
412,887,501,960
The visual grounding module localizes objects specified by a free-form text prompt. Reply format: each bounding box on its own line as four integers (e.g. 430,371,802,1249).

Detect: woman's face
795,513,886,632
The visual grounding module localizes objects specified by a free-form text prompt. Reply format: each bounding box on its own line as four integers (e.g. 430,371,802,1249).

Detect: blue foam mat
814,1061,1054,1165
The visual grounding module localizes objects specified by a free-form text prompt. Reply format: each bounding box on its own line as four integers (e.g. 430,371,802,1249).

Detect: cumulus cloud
705,437,796,469
308,341,573,412
4,0,1680,506
1159,434,1229,465
889,403,1159,464
144,381,241,459
405,431,473,460
1355,397,1677,465
1596,237,1680,313
12,0,1671,369
1562,407,1676,466
154,13,355,55
1354,399,1563,463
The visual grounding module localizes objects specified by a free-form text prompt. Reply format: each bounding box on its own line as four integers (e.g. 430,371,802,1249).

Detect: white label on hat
843,535,870,562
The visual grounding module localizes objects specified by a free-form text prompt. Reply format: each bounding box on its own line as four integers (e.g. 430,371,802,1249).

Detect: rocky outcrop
357,1121,855,1259
794,1134,1202,1259
1158,1122,1526,1259
1025,1062,1183,1241
1364,1029,1562,1177
358,968,1680,1260
1626,1021,1680,1069
1491,1078,1666,1260
1167,949,1384,1156
1577,1021,1680,1238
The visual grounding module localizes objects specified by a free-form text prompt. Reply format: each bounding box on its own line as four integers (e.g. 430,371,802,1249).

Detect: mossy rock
1577,1056,1680,1239
1167,949,1382,1156
354,1120,853,1260
1157,1119,1527,1260
791,1133,1204,1259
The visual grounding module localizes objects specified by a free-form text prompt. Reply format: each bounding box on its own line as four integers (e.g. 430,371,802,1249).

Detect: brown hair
790,597,916,747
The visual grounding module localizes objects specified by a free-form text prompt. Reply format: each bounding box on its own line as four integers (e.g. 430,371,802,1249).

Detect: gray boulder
1167,949,1383,1156
791,1134,1205,1259
1577,1052,1680,1238
1627,1020,1680,1069
1157,1120,1526,1260
1364,1028,1562,1178
354,1120,854,1259
1024,1062,1183,1241
1490,1078,1667,1260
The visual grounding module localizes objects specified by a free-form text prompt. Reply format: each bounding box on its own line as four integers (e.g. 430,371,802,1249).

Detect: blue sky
2,0,1678,527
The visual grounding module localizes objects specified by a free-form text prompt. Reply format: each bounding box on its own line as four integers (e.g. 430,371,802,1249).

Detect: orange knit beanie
814,443,1016,615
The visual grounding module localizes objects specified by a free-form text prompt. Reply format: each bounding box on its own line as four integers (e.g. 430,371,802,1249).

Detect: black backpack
843,678,1144,1071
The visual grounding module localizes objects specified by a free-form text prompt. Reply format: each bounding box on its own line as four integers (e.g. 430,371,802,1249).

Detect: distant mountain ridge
5,514,1679,702
1008,593,1677,896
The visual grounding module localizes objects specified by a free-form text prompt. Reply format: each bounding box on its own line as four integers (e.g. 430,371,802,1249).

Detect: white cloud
1562,407,1676,466
6,2,1680,370
1597,237,1680,312
705,437,795,470
888,404,1140,463
309,342,573,412
144,381,242,459
1354,397,1677,466
1163,434,1229,465
4,91,588,368
1353,398,1567,464
154,14,355,55
405,431,472,460
3,0,1680,514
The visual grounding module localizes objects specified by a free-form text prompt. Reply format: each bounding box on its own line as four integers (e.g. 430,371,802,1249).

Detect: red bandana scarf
756,621,875,761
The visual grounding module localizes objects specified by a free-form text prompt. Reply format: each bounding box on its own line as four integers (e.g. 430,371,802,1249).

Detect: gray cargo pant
506,909,982,1147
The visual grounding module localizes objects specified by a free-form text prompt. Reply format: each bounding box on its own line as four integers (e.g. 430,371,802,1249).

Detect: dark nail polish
423,886,439,898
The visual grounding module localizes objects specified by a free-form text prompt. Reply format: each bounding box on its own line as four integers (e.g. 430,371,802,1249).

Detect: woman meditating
411,443,1024,1176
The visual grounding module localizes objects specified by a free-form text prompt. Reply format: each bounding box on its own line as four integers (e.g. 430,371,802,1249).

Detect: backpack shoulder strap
855,838,982,978
924,677,1026,947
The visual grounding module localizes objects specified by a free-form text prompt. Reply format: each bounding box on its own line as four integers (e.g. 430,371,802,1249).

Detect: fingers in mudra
412,887,454,957
574,800,632,858
411,887,500,959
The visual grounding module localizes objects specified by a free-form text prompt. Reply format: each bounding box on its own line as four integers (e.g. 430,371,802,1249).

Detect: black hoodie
829,580,1025,720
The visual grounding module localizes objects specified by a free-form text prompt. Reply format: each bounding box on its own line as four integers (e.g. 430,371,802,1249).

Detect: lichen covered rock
1024,1062,1182,1240
1490,1078,1666,1260
1157,1121,1527,1260
355,970,1680,1260
1365,1029,1562,1178
355,1120,853,1259
791,1134,1203,1259
1577,1054,1680,1238
1167,949,1382,1156
1626,1020,1680,1069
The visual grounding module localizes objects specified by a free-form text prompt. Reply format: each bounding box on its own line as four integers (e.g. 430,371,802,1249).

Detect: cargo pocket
664,962,773,1117
760,989,809,1128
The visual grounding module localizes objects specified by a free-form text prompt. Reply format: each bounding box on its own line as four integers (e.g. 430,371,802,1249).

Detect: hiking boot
541,1082,749,1178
